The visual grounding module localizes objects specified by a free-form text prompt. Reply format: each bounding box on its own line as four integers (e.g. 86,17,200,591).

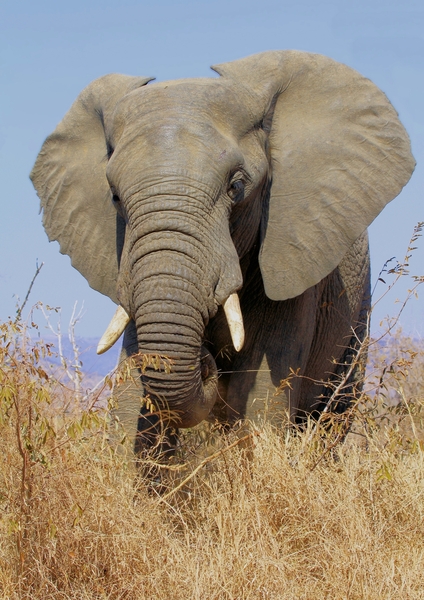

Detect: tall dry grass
1,312,424,600
2,224,424,599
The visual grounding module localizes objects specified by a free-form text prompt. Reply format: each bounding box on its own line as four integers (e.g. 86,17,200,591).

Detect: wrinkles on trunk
134,285,218,427
127,203,220,428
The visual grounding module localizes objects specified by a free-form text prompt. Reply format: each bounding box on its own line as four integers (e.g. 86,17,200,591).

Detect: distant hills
39,335,121,385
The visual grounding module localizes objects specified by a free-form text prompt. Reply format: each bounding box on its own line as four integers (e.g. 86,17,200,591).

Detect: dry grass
1,315,424,600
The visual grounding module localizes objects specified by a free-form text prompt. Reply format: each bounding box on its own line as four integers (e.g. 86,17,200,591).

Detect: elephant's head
31,51,414,429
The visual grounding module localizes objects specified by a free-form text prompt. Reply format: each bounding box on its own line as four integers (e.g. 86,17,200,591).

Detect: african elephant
31,50,415,453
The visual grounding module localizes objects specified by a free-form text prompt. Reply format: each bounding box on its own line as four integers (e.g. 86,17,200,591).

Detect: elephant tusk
223,293,245,352
97,305,131,355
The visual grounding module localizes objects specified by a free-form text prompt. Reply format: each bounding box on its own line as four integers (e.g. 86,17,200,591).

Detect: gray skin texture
30,51,415,451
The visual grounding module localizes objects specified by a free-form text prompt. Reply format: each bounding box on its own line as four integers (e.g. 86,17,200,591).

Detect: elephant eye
111,186,121,205
111,192,126,220
228,179,245,203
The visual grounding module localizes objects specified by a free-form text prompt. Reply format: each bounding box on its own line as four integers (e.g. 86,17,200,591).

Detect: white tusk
223,293,245,352
97,306,131,355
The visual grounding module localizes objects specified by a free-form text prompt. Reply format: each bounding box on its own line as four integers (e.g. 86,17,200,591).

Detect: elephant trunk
127,210,220,428
134,288,218,429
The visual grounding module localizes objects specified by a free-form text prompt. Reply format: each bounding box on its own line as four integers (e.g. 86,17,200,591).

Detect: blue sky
1,0,423,351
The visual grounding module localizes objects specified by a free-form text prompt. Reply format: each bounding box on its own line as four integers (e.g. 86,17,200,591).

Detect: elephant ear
30,74,153,303
212,51,415,300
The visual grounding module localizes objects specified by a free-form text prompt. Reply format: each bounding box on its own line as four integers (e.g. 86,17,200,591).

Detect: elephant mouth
200,345,218,384
200,345,219,416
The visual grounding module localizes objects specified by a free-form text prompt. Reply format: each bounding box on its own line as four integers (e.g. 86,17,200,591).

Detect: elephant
30,50,415,455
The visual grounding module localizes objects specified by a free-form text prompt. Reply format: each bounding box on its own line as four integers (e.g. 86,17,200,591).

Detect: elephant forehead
113,78,254,133
107,119,246,195
108,84,250,181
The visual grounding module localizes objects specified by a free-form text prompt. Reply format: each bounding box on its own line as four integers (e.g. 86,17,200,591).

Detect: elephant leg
110,320,142,449
225,353,296,427
227,298,317,425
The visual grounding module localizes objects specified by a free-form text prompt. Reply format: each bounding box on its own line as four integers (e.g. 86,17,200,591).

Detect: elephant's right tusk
223,293,245,352
97,305,131,355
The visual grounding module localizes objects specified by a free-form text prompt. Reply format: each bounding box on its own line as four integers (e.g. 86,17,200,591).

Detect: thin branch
371,222,423,311
68,301,85,402
15,262,44,323
39,303,85,400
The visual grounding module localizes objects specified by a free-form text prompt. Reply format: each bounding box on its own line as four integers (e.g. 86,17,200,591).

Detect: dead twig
15,262,44,323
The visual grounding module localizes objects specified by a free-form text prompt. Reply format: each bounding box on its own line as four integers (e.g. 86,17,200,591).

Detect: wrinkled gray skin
31,51,415,453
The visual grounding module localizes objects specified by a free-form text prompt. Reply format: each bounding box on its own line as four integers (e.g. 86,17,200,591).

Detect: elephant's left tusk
97,305,131,355
223,293,245,352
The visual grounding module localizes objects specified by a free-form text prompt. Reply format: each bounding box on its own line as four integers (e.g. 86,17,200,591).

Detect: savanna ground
1,227,424,599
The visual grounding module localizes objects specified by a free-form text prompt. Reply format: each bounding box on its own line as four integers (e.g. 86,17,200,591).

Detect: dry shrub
1,315,424,599
366,329,424,442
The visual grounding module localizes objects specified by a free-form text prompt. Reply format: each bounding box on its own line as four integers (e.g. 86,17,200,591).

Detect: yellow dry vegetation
1,316,424,600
